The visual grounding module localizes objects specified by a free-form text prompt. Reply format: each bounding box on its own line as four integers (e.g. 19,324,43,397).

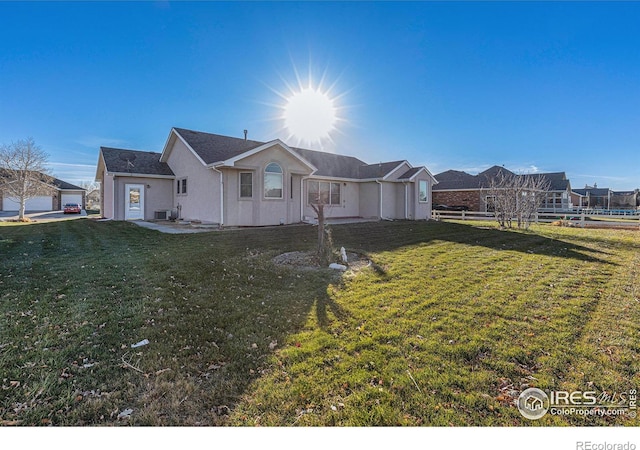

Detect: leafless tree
309,202,334,265
486,170,550,229
78,180,100,193
0,138,53,221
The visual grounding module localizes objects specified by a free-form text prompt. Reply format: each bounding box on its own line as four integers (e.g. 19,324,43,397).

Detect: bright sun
283,87,337,146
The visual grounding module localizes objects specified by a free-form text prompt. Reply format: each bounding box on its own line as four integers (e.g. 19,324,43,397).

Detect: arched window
264,163,283,198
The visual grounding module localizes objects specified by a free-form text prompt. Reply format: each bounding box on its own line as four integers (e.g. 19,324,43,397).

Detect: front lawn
0,219,638,426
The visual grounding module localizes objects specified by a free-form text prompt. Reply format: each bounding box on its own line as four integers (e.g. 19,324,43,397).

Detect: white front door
125,184,144,220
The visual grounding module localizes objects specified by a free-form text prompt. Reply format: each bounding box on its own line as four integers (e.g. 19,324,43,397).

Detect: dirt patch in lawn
272,250,370,272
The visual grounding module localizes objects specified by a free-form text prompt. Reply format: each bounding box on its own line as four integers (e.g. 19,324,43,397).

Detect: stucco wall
225,144,313,226
166,138,220,223
414,177,432,220
381,182,397,219
394,183,408,219
385,162,412,181
112,176,174,220
302,179,359,220
359,182,380,218
102,173,114,219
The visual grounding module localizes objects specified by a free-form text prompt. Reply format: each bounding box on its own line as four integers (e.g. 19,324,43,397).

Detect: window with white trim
308,180,341,205
418,180,428,203
240,172,253,198
177,178,187,195
264,163,283,199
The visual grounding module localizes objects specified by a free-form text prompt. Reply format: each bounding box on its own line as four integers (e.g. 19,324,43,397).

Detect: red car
63,203,81,214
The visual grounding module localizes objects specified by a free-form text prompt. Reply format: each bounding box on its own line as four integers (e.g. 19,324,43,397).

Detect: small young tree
486,169,550,229
0,138,53,221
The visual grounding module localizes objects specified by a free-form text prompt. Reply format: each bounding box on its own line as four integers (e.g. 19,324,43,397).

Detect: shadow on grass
315,288,351,330
330,220,616,266
0,218,622,425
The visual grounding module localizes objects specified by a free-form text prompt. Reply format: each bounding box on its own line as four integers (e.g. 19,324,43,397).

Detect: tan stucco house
95,127,437,226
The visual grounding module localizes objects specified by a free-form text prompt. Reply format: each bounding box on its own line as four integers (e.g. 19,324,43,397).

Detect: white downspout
111,175,116,220
375,179,383,220
403,182,408,219
300,176,311,222
211,167,224,226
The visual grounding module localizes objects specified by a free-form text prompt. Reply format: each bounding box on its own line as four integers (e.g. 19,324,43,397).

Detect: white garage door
61,194,83,207
2,195,53,211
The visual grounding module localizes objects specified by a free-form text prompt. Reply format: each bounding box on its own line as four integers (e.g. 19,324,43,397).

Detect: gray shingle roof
573,188,611,196
523,172,570,191
433,169,485,190
291,147,366,178
173,128,264,165
435,166,571,192
0,169,84,191
357,161,405,179
173,128,410,180
100,128,423,181
101,147,174,176
51,177,85,190
397,167,422,179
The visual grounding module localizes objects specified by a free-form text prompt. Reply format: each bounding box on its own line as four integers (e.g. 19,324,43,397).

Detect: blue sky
1,1,638,190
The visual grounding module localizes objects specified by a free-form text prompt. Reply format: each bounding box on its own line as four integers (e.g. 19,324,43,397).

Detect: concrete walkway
130,220,214,234
0,210,88,222
131,216,379,234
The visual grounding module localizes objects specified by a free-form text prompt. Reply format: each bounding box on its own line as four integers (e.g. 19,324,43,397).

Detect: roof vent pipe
243,129,248,140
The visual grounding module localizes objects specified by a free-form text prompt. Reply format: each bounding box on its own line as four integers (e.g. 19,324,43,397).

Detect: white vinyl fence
432,210,640,228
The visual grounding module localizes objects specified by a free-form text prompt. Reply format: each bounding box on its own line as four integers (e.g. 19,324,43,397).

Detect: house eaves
397,166,438,183
106,172,175,179
382,161,411,181
161,128,208,166
213,139,317,173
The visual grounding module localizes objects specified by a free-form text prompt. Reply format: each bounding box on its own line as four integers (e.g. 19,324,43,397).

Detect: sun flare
283,87,337,146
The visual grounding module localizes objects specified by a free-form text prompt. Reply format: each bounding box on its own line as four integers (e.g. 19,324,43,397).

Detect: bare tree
78,180,100,193
0,138,53,221
486,170,550,229
308,183,335,265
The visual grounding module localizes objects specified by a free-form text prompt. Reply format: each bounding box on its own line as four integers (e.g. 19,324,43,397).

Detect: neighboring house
571,185,612,210
572,185,640,211
0,170,86,212
610,190,639,210
524,172,572,212
432,166,573,212
95,127,437,226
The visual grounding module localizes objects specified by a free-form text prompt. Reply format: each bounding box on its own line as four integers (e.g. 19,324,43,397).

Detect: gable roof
172,127,265,165
291,147,367,178
103,127,433,182
397,167,422,180
100,147,174,177
0,168,85,191
357,161,406,179
168,128,430,181
573,187,611,196
51,177,85,191
434,166,571,192
434,169,485,190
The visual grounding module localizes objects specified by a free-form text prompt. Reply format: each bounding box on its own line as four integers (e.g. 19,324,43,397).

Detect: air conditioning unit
154,210,169,220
